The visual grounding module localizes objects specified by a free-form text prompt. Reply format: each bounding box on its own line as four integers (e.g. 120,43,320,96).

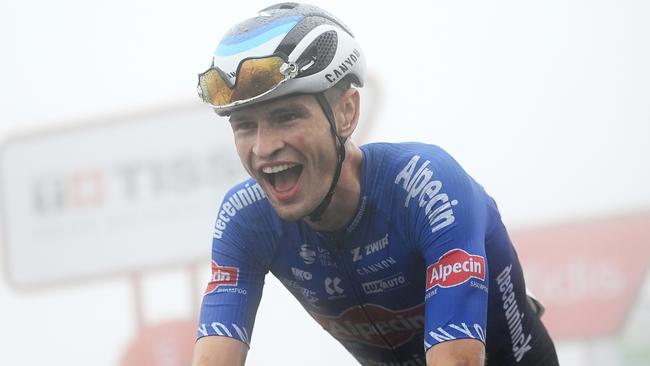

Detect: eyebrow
268,103,310,119
229,101,311,124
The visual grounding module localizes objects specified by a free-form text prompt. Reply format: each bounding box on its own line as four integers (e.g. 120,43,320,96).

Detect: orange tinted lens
198,56,286,107
231,56,285,102
199,69,233,106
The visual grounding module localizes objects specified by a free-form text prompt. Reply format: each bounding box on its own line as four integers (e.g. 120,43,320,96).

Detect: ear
334,88,360,139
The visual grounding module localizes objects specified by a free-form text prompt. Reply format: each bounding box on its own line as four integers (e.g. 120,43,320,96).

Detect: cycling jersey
198,142,558,366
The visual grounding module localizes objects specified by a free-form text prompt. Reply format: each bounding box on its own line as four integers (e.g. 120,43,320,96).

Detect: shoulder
211,178,282,270
364,142,492,239
393,143,469,192
362,142,469,196
363,142,459,172
213,178,276,241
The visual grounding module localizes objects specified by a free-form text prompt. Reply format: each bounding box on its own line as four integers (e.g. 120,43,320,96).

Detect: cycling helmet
197,2,366,116
198,3,366,222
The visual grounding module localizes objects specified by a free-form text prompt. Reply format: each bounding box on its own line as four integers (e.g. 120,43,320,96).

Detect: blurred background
1,0,649,365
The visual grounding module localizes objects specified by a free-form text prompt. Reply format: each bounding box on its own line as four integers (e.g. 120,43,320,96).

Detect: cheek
234,138,253,170
297,125,332,151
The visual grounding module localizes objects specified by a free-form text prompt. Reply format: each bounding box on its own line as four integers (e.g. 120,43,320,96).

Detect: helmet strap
308,92,347,222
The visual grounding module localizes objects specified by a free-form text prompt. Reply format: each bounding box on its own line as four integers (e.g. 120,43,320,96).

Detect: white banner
1,103,247,287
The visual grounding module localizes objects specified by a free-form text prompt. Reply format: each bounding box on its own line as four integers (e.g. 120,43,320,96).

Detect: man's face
229,94,337,221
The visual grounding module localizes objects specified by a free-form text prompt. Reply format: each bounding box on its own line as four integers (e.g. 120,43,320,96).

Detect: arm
426,339,485,366
195,183,273,366
398,147,491,364
192,336,248,366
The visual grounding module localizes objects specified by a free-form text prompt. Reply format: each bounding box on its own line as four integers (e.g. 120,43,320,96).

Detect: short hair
324,75,354,106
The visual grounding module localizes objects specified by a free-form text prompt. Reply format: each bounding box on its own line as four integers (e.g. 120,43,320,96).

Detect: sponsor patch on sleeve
426,249,485,290
204,260,239,294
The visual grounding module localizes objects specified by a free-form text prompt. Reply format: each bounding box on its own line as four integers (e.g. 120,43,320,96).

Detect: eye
275,112,298,123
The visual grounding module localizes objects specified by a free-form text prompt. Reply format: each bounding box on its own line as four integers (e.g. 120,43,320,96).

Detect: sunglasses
197,54,302,110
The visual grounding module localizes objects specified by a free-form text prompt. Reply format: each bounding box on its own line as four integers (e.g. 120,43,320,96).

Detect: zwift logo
350,233,389,262
395,155,458,234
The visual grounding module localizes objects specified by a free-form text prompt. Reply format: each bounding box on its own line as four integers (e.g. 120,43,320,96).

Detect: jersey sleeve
396,146,491,351
197,182,273,347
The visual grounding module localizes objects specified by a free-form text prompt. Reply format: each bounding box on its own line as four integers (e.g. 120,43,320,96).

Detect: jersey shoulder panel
212,178,280,269
361,142,456,205
362,142,492,248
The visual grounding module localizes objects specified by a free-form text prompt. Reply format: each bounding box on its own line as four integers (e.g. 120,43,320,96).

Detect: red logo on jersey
310,303,424,348
204,261,239,294
426,249,485,290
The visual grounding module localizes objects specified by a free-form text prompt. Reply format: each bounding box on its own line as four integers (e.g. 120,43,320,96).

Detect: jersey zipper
324,232,403,365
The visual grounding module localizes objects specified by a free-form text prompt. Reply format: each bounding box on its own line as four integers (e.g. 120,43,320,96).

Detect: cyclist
193,3,559,365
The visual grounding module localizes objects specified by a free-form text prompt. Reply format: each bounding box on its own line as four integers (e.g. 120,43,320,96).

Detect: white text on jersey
350,234,389,262
214,182,266,239
395,155,458,234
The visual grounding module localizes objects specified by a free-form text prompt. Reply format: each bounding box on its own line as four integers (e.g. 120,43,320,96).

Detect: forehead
229,94,319,121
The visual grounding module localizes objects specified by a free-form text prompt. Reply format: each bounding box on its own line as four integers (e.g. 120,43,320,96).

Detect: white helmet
198,2,366,117
198,3,365,222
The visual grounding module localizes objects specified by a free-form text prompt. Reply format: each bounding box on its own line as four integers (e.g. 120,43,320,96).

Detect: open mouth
262,163,303,194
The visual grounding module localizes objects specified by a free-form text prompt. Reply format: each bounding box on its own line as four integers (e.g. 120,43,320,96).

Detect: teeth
262,163,297,174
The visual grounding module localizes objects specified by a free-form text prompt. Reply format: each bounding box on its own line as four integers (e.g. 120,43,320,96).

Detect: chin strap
308,92,347,222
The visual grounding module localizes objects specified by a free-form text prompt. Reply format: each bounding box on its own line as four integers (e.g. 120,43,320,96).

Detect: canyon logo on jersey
310,303,425,348
205,260,239,294
426,249,485,290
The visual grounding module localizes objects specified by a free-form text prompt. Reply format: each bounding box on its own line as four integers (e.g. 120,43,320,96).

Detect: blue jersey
198,143,554,366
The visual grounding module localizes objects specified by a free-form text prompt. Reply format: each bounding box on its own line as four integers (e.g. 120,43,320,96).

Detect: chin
275,209,306,222
271,203,312,222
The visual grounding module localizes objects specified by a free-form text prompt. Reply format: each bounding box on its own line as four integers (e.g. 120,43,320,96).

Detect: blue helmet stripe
215,16,302,56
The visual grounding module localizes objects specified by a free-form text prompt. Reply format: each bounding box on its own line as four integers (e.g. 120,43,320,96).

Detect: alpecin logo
426,249,485,290
205,260,239,294
310,303,425,348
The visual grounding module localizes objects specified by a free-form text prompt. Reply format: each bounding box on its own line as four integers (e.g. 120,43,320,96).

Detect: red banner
511,212,650,339
121,320,195,366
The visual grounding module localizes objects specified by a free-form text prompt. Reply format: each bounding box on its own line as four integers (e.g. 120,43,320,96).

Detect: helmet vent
297,31,338,78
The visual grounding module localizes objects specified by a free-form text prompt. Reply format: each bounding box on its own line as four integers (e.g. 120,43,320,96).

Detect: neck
304,142,363,232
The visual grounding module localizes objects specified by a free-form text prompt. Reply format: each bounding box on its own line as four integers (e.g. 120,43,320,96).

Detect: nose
252,124,284,158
